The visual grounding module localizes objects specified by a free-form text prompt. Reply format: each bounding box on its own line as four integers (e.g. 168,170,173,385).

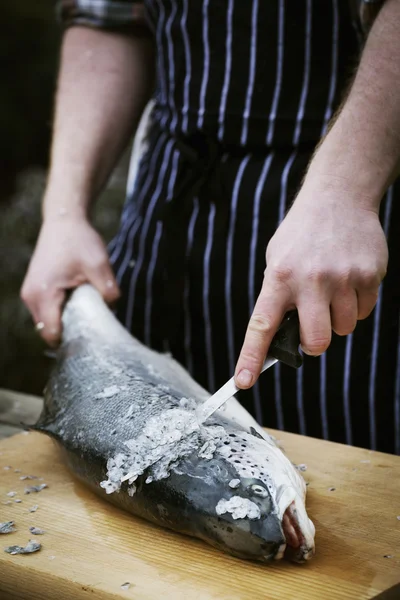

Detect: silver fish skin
33,285,315,563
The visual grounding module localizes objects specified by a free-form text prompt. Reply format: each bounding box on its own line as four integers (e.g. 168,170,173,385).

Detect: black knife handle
268,310,303,369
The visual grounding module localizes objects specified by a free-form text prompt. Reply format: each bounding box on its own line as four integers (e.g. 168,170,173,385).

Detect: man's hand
19,25,154,346
235,0,400,389
234,183,388,388
21,217,120,346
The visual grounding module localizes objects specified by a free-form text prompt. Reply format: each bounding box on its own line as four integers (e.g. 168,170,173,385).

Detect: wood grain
0,430,399,600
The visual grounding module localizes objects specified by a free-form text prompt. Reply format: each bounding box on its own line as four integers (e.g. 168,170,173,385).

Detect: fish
33,284,315,563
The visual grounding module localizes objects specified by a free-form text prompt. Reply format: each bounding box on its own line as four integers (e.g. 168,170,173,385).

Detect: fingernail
300,346,311,356
300,345,320,357
106,279,114,288
236,369,253,387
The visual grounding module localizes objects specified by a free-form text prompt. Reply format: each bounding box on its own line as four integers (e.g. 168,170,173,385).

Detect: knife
195,310,303,424
120,311,303,485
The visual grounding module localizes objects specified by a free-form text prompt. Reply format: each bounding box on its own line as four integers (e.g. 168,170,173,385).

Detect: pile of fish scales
101,400,229,495
101,409,294,524
101,406,201,494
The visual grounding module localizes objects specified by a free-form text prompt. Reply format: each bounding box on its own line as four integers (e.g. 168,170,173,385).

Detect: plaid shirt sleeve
56,0,148,32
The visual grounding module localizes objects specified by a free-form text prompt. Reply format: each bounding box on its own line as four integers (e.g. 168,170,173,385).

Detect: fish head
161,424,315,563
100,407,315,564
150,452,286,562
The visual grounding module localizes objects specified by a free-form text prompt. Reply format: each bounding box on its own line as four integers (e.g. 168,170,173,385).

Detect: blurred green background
0,1,129,395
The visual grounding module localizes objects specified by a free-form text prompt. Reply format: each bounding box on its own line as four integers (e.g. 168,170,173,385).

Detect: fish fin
29,419,60,441
220,397,271,441
29,393,60,438
250,427,265,440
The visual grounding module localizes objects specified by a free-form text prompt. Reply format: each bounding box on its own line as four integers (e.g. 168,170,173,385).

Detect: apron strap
157,132,225,352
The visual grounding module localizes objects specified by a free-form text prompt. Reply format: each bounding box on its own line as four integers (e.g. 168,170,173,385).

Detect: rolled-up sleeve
56,0,148,33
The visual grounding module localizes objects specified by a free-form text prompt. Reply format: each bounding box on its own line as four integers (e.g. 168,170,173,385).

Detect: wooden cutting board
0,430,399,600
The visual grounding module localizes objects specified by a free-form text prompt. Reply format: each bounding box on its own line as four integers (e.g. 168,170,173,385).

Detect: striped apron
108,0,400,455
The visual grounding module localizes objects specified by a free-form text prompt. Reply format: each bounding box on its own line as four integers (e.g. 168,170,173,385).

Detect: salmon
34,284,315,563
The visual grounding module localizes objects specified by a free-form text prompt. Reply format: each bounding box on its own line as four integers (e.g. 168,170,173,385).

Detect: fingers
234,272,380,391
21,284,65,347
85,261,121,305
35,289,66,346
20,219,121,349
297,294,332,356
21,263,119,347
330,288,358,336
357,288,379,320
235,278,291,389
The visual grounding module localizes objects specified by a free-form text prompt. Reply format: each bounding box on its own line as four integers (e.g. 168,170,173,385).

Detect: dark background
0,1,129,395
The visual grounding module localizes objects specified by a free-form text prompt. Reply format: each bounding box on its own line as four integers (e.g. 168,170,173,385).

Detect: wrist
302,167,383,215
42,185,90,223
304,115,391,212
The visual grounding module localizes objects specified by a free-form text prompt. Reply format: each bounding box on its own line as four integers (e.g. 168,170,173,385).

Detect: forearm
44,25,155,221
304,0,400,208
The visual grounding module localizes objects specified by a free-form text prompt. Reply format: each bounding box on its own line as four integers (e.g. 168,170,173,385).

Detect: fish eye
250,484,269,498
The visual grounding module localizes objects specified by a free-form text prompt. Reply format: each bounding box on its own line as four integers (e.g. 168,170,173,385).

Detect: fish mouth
281,501,315,562
204,512,286,563
207,504,314,564
208,489,315,563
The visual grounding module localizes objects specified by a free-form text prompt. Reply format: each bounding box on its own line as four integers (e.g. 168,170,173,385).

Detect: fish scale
33,284,315,563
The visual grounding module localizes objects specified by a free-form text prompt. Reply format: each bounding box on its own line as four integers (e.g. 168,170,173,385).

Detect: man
21,0,400,453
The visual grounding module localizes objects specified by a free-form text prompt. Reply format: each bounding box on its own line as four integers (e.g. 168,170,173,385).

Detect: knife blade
196,310,303,423
195,356,278,424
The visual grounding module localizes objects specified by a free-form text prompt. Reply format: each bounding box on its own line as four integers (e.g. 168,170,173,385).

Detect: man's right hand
18,24,154,347
20,217,120,346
